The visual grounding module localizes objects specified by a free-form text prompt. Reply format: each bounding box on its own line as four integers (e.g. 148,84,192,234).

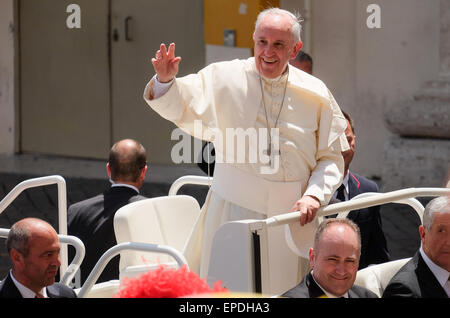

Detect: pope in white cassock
143,8,349,294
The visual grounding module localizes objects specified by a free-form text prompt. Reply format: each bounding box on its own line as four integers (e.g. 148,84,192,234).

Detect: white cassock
143,57,348,294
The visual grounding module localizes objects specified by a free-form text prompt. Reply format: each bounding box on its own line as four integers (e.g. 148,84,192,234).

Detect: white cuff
153,75,174,99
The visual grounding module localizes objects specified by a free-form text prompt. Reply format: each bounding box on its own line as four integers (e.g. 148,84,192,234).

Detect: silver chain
259,71,288,157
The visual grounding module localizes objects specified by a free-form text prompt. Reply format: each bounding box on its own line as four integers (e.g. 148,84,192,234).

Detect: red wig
114,265,228,298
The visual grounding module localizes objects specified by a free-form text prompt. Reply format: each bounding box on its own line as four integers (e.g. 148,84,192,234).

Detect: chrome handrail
77,242,188,298
58,235,85,285
266,187,450,227
0,175,69,276
349,192,425,223
168,175,212,196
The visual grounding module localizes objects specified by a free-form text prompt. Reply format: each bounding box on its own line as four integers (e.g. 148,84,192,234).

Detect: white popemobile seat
355,258,411,297
113,195,201,279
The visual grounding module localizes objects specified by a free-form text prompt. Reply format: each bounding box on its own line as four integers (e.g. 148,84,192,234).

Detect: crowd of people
1,195,448,298
1,7,448,299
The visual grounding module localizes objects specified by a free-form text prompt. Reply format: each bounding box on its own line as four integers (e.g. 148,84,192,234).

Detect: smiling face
310,223,360,297
253,13,302,79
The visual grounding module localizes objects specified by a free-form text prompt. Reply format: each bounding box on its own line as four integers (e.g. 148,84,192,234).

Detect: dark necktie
336,184,346,202
327,184,346,218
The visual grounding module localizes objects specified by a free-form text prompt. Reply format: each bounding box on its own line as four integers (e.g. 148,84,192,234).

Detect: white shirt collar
333,171,350,201
10,270,47,298
311,270,349,298
342,171,350,195
110,181,139,193
260,70,289,84
419,246,450,289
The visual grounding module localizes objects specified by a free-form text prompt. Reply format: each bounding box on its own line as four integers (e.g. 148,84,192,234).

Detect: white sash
211,164,302,217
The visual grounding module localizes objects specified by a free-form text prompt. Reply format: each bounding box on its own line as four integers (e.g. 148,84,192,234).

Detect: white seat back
355,258,410,297
113,195,201,278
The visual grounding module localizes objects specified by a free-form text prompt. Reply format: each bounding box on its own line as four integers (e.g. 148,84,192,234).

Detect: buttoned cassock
144,57,348,294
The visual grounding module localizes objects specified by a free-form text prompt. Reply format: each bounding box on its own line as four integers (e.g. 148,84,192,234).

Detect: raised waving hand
151,43,182,83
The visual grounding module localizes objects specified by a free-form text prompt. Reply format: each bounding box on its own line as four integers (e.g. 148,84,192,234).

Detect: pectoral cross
264,143,281,166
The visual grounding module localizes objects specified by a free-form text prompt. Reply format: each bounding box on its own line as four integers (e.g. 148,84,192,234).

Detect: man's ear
419,225,425,243
10,249,24,268
141,165,148,180
309,247,315,269
106,163,111,178
291,41,303,59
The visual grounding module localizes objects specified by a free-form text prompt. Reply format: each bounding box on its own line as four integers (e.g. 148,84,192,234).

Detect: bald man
0,218,77,298
282,218,378,298
68,139,148,284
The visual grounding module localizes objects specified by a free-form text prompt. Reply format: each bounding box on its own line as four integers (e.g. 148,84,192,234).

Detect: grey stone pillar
382,0,450,191
440,0,450,75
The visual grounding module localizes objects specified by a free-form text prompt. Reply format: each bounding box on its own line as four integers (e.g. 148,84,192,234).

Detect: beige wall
353,0,439,178
0,0,15,154
281,0,311,53
8,0,205,163
0,0,443,178
310,0,440,178
110,0,205,164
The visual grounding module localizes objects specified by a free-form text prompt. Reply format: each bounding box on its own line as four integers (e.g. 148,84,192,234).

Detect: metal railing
168,175,212,196
342,192,425,222
77,242,189,298
265,187,450,227
4,173,448,296
0,229,84,286
0,175,69,276
167,175,448,225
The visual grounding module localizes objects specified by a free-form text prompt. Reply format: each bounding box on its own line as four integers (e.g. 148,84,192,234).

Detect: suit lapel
46,285,56,298
348,172,360,200
305,272,327,298
416,253,448,298
347,288,359,298
0,274,24,298
346,172,360,221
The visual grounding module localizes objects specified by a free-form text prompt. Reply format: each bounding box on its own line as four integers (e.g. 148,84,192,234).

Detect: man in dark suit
289,51,313,75
0,218,77,298
383,196,450,298
68,139,148,285
283,218,378,298
331,111,390,269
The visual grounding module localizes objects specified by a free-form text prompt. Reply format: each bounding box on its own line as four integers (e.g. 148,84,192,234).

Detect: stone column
382,0,450,191
440,0,450,75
